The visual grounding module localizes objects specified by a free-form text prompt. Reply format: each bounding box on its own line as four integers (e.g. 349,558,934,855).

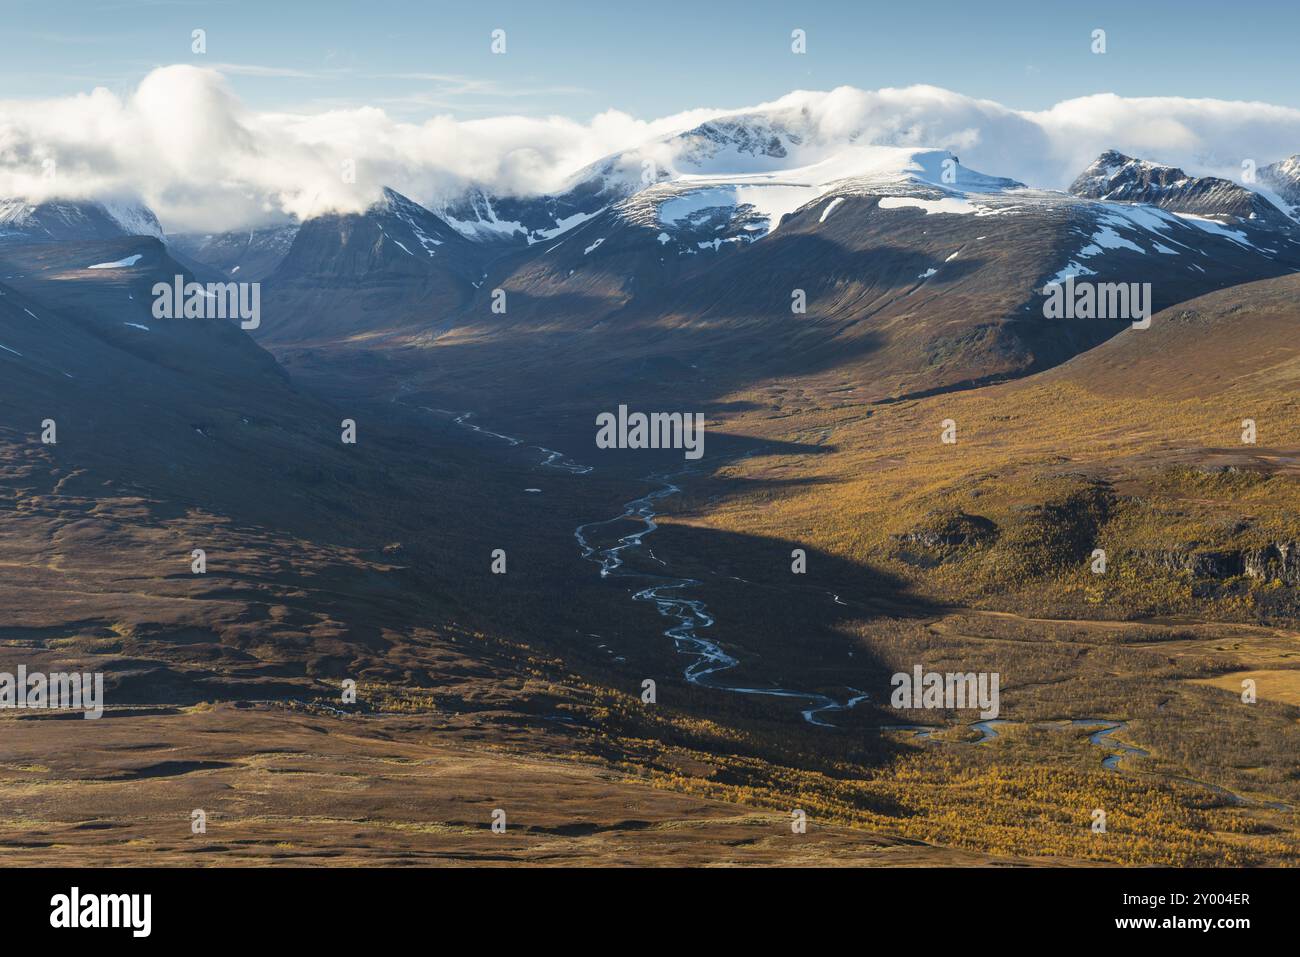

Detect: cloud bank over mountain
4,64,1300,233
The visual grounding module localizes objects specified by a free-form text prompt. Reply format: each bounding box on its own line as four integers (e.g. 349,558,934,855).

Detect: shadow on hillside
563,481,947,773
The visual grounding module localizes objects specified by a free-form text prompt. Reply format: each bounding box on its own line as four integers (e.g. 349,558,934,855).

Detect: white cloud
2,66,1299,233
734,85,1300,192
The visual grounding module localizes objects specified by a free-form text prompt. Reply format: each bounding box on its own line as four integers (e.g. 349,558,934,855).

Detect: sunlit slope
698,272,1300,619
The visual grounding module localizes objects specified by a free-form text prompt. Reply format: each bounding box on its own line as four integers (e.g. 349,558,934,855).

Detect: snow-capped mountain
435,108,983,245
434,155,658,245
436,183,610,247
1258,155,1300,220
437,110,1300,265
273,186,485,280
611,145,1023,257
513,142,1300,285
428,138,1300,405
1069,150,1291,226
11,115,1300,399
0,197,165,243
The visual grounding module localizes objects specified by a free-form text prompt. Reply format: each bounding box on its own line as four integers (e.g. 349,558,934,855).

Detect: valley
3,115,1300,869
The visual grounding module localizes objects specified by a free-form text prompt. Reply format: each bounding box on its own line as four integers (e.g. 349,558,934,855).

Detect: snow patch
533,211,600,243
87,254,143,269
877,196,976,216
819,197,845,222
1172,212,1259,249
1047,261,1098,284
659,183,816,237
1077,224,1145,256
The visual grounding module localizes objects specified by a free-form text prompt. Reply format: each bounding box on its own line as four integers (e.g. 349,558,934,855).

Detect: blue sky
3,0,1298,118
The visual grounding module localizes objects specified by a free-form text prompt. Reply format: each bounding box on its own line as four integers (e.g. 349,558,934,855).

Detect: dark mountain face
275,187,483,280
0,237,281,381
169,224,300,281
0,204,353,536
0,236,364,524
0,215,549,727
0,197,164,243
1069,150,1291,226
256,188,502,344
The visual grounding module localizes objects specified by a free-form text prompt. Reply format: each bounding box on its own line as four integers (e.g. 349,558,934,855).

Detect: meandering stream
434,410,869,726
429,407,1295,808
574,476,871,727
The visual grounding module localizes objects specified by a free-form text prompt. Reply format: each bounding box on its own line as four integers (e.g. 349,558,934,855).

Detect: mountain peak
1092,148,1137,168
1072,151,1190,194
374,186,428,215
1259,155,1300,219
1070,150,1288,225
268,183,488,304
0,196,164,243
